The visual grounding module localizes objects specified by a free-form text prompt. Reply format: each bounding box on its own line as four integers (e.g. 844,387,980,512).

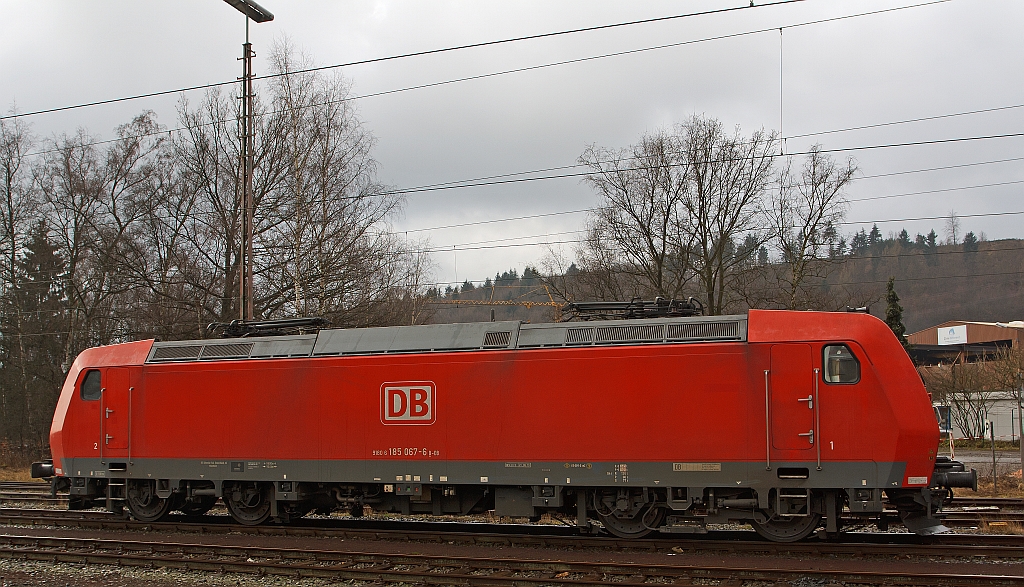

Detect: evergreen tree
884,276,909,351
924,229,939,265
897,229,912,247
868,222,884,244
962,231,979,252
850,229,868,255
2,221,68,451
521,266,539,285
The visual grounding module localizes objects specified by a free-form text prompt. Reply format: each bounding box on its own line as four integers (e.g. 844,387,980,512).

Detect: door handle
105,434,113,445
105,408,114,418
798,430,814,445
797,396,813,409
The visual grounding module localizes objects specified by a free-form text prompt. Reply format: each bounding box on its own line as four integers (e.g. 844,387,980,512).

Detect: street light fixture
223,0,274,23
222,0,274,321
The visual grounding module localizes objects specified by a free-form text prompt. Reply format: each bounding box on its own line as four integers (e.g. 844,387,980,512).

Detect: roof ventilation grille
150,346,202,361
596,324,665,343
666,321,739,340
199,343,254,359
565,327,595,344
482,331,512,348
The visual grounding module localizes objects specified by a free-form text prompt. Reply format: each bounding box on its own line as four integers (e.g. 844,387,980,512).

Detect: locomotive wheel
596,504,666,538
125,479,173,522
224,481,273,525
750,513,821,542
178,495,217,517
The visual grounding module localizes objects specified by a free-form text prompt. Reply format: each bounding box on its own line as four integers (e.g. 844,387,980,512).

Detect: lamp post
222,0,273,321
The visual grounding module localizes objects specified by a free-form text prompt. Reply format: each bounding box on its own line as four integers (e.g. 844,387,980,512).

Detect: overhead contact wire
1,0,811,122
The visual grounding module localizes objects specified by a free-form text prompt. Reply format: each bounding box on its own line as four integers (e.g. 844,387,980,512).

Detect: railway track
0,481,65,505
951,496,1024,509
1,507,1023,558
1,482,1021,532
0,532,1021,586
5,481,1021,505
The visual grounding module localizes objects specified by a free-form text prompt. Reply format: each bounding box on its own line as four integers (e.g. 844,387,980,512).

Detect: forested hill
430,239,1024,332
832,238,1024,333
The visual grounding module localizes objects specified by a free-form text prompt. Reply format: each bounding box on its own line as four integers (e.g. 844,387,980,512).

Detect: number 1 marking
830,441,834,450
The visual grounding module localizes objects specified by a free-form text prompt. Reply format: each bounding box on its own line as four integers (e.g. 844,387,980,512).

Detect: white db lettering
381,382,435,425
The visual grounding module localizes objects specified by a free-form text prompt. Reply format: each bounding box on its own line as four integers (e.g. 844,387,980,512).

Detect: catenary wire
396,157,1024,234
14,1,958,164
12,207,1024,296
8,257,1024,326
102,156,1024,239
371,133,1024,198
0,0,811,122
846,179,1024,204
786,103,1024,140
14,1,958,161
127,165,1024,236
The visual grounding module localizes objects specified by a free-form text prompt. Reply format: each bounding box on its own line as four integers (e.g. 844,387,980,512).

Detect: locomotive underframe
51,455,972,539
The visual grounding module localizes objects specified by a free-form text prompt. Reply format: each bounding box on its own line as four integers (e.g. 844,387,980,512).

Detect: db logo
380,382,435,425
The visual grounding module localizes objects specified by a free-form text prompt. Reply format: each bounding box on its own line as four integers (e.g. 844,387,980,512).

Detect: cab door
770,344,815,452
100,367,132,458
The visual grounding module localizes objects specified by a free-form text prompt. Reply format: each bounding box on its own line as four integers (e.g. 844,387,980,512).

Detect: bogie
125,479,173,522
224,481,273,525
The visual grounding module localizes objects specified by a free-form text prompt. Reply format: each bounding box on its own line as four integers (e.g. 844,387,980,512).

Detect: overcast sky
2,0,1022,287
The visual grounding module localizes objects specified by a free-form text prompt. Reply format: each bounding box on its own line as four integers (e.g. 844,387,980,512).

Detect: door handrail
764,369,771,471
813,368,821,471
99,386,106,465
128,384,134,467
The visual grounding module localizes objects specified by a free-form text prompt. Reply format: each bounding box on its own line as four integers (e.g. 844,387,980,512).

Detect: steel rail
0,533,1020,587
951,497,1024,509
4,482,1020,508
2,508,1023,559
0,495,66,504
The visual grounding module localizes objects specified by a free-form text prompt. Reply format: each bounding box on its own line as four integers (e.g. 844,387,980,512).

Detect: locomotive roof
145,314,747,364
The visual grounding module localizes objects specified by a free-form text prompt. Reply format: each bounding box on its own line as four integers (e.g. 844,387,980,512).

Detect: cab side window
80,370,101,401
823,345,860,384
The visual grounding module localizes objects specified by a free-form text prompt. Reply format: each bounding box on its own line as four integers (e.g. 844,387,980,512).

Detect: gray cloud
3,0,1022,286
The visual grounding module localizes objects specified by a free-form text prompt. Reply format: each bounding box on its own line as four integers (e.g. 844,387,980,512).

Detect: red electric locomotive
33,306,975,541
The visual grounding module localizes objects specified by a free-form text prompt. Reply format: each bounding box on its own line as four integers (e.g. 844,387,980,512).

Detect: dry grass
977,520,1024,534
0,467,34,482
942,438,1021,452
958,471,1024,498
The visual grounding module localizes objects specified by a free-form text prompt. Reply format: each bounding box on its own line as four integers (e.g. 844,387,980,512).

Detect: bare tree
174,89,254,325
569,130,692,301
765,145,855,309
0,114,37,451
678,115,777,315
256,41,414,326
553,116,776,314
944,210,961,245
922,349,1022,439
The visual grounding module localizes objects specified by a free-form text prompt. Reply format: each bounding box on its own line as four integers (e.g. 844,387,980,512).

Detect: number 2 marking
94,443,99,450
